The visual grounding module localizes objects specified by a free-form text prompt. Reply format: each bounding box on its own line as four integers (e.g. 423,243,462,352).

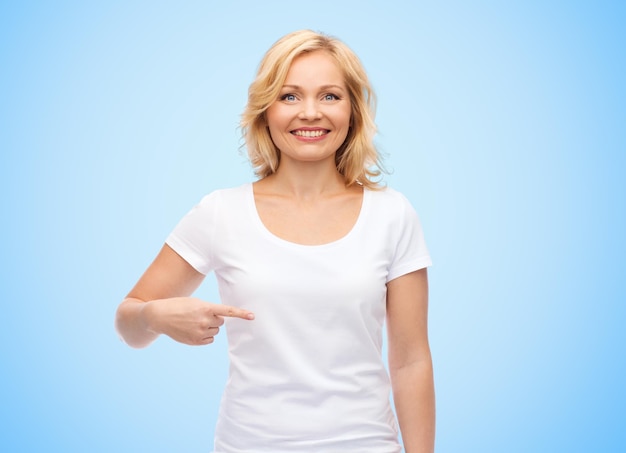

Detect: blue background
1,1,624,451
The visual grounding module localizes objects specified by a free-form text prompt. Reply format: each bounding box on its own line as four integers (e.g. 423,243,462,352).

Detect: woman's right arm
115,244,254,348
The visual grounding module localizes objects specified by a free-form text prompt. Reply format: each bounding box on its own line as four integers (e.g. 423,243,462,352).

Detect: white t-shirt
166,183,431,453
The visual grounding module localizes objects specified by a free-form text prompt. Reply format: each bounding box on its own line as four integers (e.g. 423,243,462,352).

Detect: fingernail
247,313,255,320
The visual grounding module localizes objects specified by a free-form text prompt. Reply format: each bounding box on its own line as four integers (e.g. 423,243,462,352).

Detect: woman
116,30,435,452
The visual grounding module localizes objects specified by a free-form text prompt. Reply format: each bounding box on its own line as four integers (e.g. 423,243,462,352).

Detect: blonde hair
241,30,384,188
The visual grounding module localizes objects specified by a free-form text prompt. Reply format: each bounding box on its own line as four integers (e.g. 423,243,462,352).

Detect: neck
260,159,347,200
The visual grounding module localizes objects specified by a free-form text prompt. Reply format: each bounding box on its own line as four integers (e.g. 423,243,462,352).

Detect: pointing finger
213,304,255,320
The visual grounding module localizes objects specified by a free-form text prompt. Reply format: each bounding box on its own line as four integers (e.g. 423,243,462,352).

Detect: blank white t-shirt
166,183,431,453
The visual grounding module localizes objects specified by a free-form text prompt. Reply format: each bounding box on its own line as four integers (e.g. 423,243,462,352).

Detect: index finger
212,304,255,320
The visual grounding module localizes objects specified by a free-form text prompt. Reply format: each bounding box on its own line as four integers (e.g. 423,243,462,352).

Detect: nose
298,99,321,120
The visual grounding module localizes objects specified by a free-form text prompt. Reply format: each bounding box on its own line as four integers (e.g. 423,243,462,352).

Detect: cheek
264,103,283,128
266,126,282,148
340,105,353,127
265,120,287,150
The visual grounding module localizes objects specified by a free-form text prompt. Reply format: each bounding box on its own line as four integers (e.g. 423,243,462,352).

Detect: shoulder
364,186,426,240
174,184,251,227
368,185,407,199
195,183,251,208
366,186,416,214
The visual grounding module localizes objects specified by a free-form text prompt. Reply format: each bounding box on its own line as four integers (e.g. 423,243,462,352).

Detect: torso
165,183,431,452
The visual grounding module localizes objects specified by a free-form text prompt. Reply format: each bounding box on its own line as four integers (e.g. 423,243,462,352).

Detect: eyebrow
281,84,346,91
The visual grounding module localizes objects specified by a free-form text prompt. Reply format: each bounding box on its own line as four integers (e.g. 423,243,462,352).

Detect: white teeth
293,129,327,137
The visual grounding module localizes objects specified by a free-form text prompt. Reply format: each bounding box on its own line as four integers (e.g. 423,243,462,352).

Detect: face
265,51,352,167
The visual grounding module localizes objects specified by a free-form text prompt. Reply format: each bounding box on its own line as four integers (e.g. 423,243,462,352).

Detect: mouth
291,129,330,138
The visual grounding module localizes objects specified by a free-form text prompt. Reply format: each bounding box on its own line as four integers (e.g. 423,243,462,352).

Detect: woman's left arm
387,268,435,453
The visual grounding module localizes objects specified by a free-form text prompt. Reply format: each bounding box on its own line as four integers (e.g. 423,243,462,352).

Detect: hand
143,297,254,346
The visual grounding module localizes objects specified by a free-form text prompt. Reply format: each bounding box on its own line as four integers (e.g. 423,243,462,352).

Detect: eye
323,93,339,101
280,93,297,102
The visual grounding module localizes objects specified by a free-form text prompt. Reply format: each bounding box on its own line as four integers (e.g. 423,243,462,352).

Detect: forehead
283,51,346,86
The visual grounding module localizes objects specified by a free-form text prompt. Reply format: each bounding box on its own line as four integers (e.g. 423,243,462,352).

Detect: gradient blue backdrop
1,1,624,452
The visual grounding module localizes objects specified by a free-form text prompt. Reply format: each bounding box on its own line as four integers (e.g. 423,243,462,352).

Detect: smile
291,129,329,138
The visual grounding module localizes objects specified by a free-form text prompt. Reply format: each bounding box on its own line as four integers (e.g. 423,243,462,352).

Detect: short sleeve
386,193,432,282
165,191,219,275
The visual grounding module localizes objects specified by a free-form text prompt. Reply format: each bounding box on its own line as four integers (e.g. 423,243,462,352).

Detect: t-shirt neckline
245,182,369,249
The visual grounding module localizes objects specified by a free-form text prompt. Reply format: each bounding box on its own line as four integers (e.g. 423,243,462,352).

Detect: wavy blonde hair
241,30,384,188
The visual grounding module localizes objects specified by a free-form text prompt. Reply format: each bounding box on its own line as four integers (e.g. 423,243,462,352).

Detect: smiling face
265,51,352,168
